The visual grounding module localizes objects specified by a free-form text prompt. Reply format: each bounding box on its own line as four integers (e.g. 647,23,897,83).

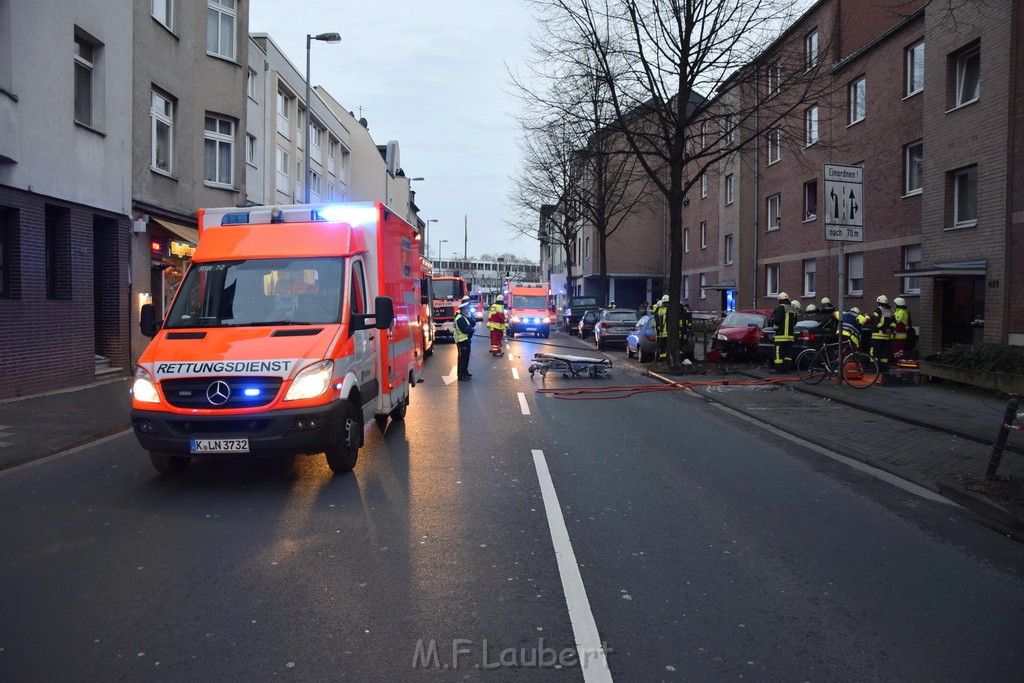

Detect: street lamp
304,31,341,203
438,239,448,267
426,219,438,255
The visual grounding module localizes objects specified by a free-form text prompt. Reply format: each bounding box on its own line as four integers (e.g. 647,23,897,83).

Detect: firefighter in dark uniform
679,302,694,362
870,294,896,375
771,292,797,373
454,297,475,381
653,294,670,360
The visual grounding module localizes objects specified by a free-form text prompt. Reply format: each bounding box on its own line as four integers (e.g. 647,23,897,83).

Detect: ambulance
130,202,424,475
506,282,553,338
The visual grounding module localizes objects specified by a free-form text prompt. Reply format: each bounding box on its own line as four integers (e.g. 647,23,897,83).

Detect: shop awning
154,218,199,245
893,260,986,278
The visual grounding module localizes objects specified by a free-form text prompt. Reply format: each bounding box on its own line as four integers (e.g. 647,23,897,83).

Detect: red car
706,309,773,362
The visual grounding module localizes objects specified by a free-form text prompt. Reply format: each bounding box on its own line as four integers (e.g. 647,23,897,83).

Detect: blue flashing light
243,388,261,397
312,205,379,225
221,212,251,225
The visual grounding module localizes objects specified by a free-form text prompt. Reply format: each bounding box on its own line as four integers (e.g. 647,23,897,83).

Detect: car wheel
326,402,361,473
149,451,190,475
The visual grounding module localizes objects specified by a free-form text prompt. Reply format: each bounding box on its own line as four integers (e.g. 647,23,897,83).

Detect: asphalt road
1,331,1022,681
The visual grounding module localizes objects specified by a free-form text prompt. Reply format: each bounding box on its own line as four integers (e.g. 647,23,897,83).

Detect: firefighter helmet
851,307,861,314
659,294,670,303
820,297,832,306
876,295,889,304
778,292,790,301
894,297,906,306
806,304,817,312
791,300,801,309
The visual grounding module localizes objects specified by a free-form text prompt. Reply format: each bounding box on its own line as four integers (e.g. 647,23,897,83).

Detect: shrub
937,342,1024,375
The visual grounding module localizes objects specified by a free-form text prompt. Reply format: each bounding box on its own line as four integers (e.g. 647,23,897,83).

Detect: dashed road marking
511,367,520,380
517,392,530,415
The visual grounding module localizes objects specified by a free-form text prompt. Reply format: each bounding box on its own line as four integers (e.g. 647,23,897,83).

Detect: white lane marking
517,392,530,415
531,449,613,682
442,365,458,386
512,367,520,380
711,403,954,505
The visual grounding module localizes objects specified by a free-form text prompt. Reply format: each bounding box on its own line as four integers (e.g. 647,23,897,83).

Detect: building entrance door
939,275,985,347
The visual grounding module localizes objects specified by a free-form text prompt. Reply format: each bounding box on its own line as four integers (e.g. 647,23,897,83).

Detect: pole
464,215,468,261
304,34,311,204
837,240,845,387
986,397,1020,479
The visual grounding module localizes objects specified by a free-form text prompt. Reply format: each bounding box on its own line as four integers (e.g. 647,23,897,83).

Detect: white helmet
791,300,801,309
806,304,817,312
876,294,888,304
659,294,670,303
850,307,861,314
894,297,906,306
778,292,790,301
820,297,832,306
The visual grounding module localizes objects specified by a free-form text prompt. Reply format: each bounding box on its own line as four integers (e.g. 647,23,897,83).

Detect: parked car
626,315,658,362
706,309,772,362
578,310,599,339
761,316,833,358
563,296,601,335
594,309,639,349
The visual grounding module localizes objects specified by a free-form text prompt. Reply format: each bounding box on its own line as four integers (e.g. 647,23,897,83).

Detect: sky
249,0,540,260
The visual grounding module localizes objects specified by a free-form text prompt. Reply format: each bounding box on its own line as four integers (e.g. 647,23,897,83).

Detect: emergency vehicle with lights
419,255,435,356
430,275,469,339
506,282,553,338
130,202,425,475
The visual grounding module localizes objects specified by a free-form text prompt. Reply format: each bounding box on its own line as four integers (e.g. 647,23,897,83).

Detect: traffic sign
824,164,863,242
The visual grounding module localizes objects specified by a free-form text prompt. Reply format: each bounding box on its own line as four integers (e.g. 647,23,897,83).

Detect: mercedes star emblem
206,380,231,406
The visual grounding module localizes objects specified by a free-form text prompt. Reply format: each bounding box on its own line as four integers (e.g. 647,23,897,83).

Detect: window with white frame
902,244,922,294
296,159,302,196
309,123,324,160
699,273,707,299
804,179,817,220
849,77,866,124
328,138,338,175
246,68,258,101
766,264,780,297
276,90,291,138
803,259,816,296
206,0,236,59
805,30,819,70
327,182,336,201
768,61,781,98
767,193,781,230
684,227,690,253
767,128,781,164
725,175,734,205
725,114,736,145
724,234,734,264
152,0,173,30
700,221,707,248
952,164,978,227
585,235,590,259
203,115,234,186
904,141,923,195
245,133,256,165
296,109,304,150
954,42,980,107
151,90,173,174
309,169,322,199
700,173,707,198
700,121,708,148
805,105,819,146
847,252,864,295
275,145,289,193
74,33,96,126
906,40,924,96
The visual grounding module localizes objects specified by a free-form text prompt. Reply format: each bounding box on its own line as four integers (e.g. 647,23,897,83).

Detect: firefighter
839,307,862,352
679,302,694,362
892,297,913,361
453,297,475,381
818,297,836,319
653,294,670,360
870,294,896,374
770,292,796,373
487,296,508,356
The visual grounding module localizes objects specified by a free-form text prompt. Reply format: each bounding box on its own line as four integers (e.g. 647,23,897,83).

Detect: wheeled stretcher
528,352,612,378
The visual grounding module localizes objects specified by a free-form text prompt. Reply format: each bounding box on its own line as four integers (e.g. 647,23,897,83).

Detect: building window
328,138,339,175
73,33,96,126
805,30,819,71
150,90,173,174
309,169,322,200
725,114,736,145
805,106,818,146
275,145,289,194
724,234,734,265
803,259,816,296
767,193,781,230
246,68,258,101
724,175,734,205
700,221,707,248
684,227,690,253
700,121,708,148
954,42,980,107
700,173,707,198
309,123,324,160
152,0,173,30
206,0,236,60
847,252,864,295
766,264,780,297
585,236,590,259
276,90,291,138
902,244,922,294
849,77,866,124
203,115,234,186
245,133,256,165
683,275,689,299
904,141,923,195
768,60,781,98
951,164,978,227
804,180,817,220
767,128,781,164
699,273,707,300
906,40,924,96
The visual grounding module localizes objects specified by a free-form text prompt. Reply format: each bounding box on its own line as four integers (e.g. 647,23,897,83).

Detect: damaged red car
705,309,773,362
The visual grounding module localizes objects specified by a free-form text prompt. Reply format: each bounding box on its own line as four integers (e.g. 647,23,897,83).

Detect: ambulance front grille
161,376,283,409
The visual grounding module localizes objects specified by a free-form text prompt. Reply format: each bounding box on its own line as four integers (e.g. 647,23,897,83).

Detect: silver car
626,314,658,362
593,309,639,349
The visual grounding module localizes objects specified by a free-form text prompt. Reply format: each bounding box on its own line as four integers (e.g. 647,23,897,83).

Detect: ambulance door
348,258,378,419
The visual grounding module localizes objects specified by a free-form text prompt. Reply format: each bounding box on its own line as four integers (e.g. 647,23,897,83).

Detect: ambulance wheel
391,391,410,421
150,451,190,475
542,331,550,338
326,403,361,473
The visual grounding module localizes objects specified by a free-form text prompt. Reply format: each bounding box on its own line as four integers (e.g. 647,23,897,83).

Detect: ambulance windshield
164,257,344,327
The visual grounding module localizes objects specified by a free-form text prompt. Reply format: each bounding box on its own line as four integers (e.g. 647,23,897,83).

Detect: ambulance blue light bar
220,212,251,225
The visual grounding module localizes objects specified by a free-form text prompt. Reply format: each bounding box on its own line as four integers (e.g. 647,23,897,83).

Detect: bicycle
794,338,881,388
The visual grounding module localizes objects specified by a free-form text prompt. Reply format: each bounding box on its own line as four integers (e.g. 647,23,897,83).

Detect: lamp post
438,239,448,271
425,219,438,257
304,31,341,203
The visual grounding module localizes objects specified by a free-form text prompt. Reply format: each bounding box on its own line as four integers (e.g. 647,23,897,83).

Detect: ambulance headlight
285,360,334,401
511,315,521,323
542,317,551,324
132,366,160,404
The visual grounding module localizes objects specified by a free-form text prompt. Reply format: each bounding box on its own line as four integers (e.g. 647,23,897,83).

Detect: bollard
985,397,1020,479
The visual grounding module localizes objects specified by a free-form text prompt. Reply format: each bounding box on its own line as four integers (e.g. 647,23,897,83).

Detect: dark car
706,309,772,362
594,309,639,349
626,315,658,362
577,310,599,339
563,296,601,335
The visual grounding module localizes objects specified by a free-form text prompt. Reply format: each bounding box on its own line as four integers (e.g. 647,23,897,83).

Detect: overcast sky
249,0,539,260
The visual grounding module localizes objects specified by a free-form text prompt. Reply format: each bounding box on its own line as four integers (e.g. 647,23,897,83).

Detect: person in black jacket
453,297,475,381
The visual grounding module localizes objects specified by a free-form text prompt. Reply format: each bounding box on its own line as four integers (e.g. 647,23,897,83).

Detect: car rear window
721,312,765,328
605,311,638,322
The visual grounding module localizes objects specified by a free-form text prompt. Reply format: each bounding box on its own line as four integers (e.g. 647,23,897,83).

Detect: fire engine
419,255,435,356
130,202,424,475
431,275,469,339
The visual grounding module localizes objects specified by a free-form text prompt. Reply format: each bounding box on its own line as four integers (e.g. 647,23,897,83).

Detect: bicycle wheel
796,348,828,385
842,352,881,388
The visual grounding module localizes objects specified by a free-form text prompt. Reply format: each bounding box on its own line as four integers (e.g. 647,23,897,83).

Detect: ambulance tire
326,403,361,473
150,451,190,475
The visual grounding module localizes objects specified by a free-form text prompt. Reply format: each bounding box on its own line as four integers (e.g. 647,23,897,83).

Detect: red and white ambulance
131,202,424,475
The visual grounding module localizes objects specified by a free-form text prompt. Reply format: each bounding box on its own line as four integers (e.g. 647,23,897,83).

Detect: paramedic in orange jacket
487,296,508,356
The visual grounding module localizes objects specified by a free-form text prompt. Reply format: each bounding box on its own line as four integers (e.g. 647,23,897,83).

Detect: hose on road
535,375,803,400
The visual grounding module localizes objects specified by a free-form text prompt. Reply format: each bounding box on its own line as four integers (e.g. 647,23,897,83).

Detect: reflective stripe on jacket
771,303,795,342
893,306,911,340
871,305,895,340
487,304,508,330
654,303,669,338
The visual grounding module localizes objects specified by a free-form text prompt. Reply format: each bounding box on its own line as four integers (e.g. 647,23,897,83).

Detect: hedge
937,342,1024,376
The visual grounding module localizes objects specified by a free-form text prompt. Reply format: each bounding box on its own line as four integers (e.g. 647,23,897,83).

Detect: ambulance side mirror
139,303,162,337
373,296,395,330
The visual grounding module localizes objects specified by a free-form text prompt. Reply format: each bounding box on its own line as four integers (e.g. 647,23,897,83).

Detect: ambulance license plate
190,438,249,454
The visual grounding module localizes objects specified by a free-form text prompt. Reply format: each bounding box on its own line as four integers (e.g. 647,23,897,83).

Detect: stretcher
528,352,612,379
